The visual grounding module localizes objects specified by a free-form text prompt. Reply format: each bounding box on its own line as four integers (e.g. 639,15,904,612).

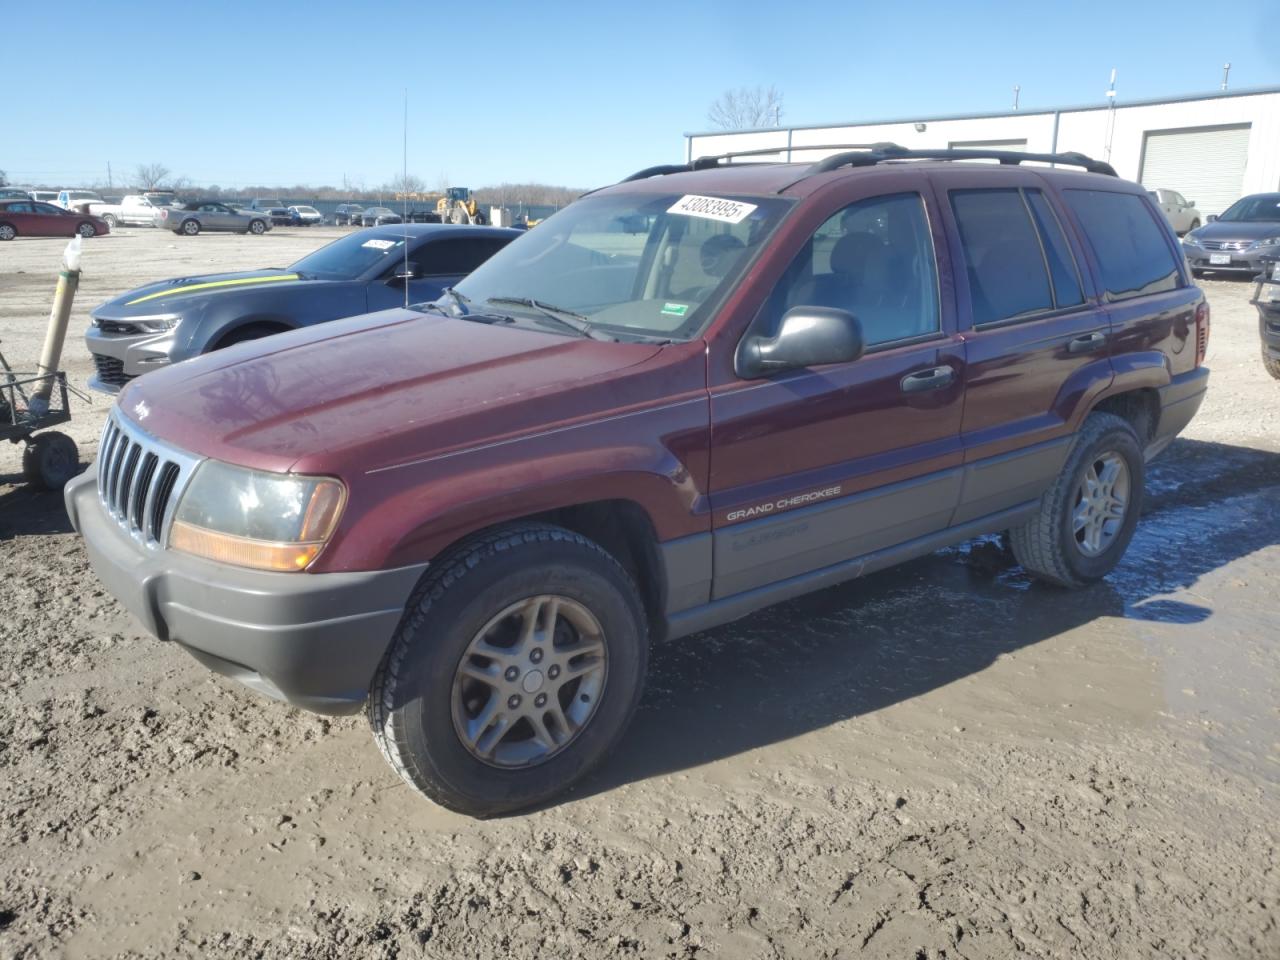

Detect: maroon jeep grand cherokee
67,146,1210,815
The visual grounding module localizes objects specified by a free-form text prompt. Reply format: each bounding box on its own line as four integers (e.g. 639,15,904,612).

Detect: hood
94,269,313,316
118,309,665,474
1189,220,1280,243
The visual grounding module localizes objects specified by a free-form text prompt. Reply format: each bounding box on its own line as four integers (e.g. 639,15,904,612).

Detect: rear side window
1063,190,1179,301
951,190,1055,324
1025,192,1084,309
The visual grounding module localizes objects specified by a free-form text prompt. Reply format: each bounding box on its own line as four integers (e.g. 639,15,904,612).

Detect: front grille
97,411,202,546
92,353,135,387
1201,240,1249,251
93,318,141,335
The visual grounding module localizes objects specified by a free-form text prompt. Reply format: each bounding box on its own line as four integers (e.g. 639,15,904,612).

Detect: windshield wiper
486,296,613,341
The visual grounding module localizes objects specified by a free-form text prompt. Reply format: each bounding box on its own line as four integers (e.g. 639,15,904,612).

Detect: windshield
69,192,101,201
295,206,318,215
289,231,407,280
1216,195,1280,222
453,191,793,340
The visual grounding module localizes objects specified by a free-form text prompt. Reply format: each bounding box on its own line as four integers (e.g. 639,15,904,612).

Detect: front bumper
84,322,182,393
65,469,426,714
1183,246,1275,275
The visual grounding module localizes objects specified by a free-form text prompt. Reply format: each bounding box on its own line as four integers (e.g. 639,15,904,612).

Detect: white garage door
948,139,1027,151
1140,125,1250,217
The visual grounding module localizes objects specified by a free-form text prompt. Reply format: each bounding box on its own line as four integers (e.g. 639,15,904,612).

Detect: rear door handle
900,365,955,393
1068,331,1107,354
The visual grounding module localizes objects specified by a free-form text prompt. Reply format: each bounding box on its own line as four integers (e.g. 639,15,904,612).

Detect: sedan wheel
181,219,200,236
249,220,266,235
77,222,97,238
0,223,16,241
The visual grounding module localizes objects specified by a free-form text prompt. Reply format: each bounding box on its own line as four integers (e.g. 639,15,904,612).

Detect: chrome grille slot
95,410,203,547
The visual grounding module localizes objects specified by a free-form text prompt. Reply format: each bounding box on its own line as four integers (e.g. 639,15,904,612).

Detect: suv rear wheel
1264,347,1280,381
368,523,648,816
1010,412,1144,587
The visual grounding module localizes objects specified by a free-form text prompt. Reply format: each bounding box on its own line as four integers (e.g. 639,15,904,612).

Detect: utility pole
1222,62,1231,90
1013,85,1021,110
107,162,112,191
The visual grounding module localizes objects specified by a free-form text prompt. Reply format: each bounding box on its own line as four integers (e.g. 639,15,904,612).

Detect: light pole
1222,62,1231,91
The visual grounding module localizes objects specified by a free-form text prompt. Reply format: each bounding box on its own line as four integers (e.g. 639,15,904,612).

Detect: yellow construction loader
436,187,487,225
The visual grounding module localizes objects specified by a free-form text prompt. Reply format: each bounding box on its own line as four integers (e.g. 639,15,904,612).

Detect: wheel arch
207,315,296,351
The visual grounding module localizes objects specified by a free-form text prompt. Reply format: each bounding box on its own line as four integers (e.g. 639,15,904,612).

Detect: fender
314,399,712,573
1052,354,1117,433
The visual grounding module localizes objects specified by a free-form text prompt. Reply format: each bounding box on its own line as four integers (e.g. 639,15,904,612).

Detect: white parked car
1148,189,1202,236
288,204,323,226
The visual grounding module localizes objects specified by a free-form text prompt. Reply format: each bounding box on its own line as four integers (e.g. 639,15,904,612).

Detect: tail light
1194,299,1210,367
159,209,169,220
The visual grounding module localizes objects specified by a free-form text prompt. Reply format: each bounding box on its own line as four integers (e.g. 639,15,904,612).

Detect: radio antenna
403,87,410,308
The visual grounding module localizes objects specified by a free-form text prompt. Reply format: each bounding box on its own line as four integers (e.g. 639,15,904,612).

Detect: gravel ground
0,229,1277,959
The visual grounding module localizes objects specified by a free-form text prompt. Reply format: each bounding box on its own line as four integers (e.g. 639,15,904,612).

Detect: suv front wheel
368,523,648,816
1010,412,1144,587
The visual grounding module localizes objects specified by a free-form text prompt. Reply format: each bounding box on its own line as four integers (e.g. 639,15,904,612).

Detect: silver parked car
1147,189,1201,236
154,200,272,236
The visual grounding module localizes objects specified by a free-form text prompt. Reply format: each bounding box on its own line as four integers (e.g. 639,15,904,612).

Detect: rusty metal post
29,235,82,416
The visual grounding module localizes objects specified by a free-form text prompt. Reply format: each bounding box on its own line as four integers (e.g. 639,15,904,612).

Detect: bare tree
135,162,171,189
707,85,784,130
385,173,427,197
0,169,7,188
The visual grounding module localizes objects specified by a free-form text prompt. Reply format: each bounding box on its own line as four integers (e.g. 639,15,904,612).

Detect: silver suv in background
1148,189,1201,235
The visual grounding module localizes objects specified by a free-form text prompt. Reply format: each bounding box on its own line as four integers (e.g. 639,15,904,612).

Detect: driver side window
760,192,940,347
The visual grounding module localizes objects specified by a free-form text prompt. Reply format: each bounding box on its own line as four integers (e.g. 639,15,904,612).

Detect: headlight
1181,235,1201,246
169,460,346,571
1249,237,1280,249
134,314,180,333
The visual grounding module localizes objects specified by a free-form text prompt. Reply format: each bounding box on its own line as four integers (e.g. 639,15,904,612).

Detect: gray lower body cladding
65,471,426,714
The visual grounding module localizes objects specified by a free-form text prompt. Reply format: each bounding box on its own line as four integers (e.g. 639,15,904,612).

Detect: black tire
1009,412,1144,588
368,523,648,816
22,432,79,490
76,222,97,238
1264,348,1280,381
0,222,16,241
1189,218,1201,231
248,219,266,235
180,219,200,236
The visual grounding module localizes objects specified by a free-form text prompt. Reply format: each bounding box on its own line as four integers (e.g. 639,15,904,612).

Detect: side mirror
735,306,865,379
1187,201,1196,208
1207,214,1218,222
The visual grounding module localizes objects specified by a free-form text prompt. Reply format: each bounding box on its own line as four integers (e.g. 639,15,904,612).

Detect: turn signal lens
169,523,323,571
1194,300,1210,367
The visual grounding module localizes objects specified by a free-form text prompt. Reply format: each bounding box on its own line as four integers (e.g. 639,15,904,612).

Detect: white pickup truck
88,194,166,228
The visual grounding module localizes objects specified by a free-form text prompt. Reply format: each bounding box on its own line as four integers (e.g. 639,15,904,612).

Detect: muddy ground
0,229,1277,959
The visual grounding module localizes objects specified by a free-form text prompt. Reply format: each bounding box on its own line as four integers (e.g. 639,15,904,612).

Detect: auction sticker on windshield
362,239,398,250
668,195,758,224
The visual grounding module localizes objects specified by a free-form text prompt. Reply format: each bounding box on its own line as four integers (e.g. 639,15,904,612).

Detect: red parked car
67,145,1209,815
0,199,110,241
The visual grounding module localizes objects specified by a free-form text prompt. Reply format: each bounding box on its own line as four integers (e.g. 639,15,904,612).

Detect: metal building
684,86,1280,216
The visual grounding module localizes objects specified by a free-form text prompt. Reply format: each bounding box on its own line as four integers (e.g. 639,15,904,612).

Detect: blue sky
4,0,1278,191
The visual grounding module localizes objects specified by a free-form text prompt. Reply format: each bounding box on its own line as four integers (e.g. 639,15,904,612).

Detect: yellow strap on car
126,273,300,306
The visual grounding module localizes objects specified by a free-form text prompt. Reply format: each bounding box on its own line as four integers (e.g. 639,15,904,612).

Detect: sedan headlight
1181,234,1201,247
134,313,180,333
169,461,346,571
1249,237,1280,249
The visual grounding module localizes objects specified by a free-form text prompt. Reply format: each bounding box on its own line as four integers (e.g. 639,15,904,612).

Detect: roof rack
614,141,1116,193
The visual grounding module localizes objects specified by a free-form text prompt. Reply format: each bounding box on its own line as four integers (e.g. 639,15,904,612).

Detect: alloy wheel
1072,452,1130,557
451,594,608,768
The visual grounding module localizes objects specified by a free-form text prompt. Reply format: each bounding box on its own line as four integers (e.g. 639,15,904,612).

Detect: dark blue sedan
85,224,519,392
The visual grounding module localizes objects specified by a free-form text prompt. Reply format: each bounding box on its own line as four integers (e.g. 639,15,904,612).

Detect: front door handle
900,365,955,393
1068,331,1107,354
